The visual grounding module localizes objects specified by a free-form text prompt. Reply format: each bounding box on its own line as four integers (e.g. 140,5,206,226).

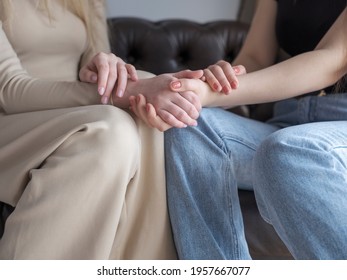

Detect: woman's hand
203,60,246,94
130,94,173,132
124,70,204,130
129,70,212,131
79,52,138,104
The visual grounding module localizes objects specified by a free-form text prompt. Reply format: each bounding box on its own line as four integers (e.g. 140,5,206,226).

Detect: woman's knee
253,124,340,194
254,129,299,177
77,105,140,170
252,129,301,221
92,106,138,143
255,124,339,167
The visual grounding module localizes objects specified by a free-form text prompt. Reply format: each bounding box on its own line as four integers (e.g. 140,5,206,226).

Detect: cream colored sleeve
78,1,156,79
0,23,101,114
79,0,111,69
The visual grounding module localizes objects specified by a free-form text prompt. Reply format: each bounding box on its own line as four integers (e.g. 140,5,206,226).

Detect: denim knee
252,129,301,223
253,125,339,221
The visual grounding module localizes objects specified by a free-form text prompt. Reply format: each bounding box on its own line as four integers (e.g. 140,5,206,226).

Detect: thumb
79,68,98,83
233,65,247,75
173,69,204,79
170,78,198,92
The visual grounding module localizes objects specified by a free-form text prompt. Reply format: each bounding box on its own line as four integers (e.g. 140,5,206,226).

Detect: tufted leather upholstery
108,17,292,259
109,18,247,75
0,17,292,260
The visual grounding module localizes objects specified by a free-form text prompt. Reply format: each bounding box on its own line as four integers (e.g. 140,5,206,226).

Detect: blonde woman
0,0,202,259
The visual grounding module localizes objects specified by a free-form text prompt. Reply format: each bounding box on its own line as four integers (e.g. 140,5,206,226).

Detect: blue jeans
164,93,347,259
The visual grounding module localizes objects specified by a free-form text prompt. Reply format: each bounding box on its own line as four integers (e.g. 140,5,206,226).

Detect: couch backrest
108,17,249,75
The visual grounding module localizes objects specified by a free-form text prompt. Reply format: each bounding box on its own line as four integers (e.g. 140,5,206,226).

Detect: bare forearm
203,50,346,108
112,70,156,108
206,7,347,108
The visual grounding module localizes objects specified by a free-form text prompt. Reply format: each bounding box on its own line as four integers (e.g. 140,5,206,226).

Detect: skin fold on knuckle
175,110,188,122
188,106,199,119
159,111,173,123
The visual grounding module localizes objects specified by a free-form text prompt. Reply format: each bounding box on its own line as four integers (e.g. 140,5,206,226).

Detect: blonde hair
0,0,101,47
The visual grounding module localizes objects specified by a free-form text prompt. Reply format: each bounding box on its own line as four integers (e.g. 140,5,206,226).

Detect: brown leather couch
0,17,293,260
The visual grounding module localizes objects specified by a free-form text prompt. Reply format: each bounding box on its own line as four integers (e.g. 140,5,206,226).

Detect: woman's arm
179,8,347,108
0,23,101,114
233,0,279,72
113,70,204,128
78,0,138,103
79,0,111,68
203,0,279,94
129,0,280,129
0,21,202,128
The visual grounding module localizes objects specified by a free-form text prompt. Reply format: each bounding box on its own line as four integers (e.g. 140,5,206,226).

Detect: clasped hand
130,60,246,131
79,51,203,130
128,70,204,131
80,53,245,132
79,51,138,104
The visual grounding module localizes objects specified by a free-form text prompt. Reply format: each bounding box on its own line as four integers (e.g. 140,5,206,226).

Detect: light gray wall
106,0,241,22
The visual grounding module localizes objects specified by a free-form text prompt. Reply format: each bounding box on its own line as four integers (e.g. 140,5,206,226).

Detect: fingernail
101,96,109,104
213,83,219,91
222,85,230,93
171,81,181,89
231,81,238,89
233,66,240,73
91,74,97,82
117,90,123,98
98,87,105,96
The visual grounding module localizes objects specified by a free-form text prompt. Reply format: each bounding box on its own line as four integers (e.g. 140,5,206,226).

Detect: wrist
112,79,141,108
199,81,216,107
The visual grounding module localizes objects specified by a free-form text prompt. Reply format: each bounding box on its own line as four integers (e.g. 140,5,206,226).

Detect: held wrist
200,81,217,107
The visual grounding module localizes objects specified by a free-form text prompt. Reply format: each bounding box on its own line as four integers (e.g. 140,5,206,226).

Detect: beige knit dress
0,0,176,259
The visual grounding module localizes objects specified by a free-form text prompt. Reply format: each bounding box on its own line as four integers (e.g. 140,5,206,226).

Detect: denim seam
221,136,258,152
223,156,242,259
331,146,347,150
